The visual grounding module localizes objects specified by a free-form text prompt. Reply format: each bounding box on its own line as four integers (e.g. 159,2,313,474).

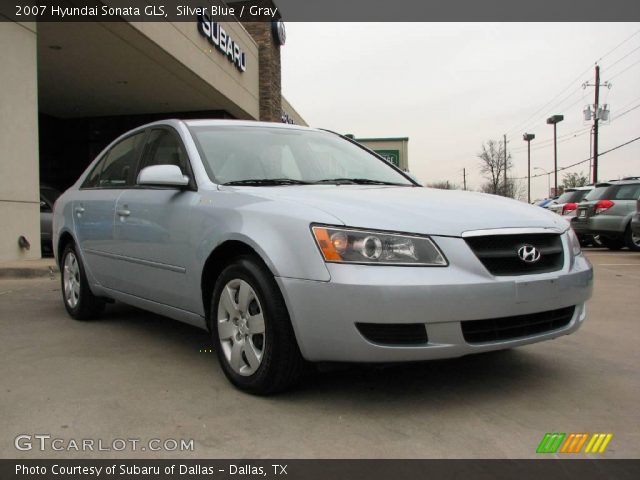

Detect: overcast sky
281,23,640,200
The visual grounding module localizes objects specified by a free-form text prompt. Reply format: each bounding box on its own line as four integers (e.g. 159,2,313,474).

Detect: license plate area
516,277,563,304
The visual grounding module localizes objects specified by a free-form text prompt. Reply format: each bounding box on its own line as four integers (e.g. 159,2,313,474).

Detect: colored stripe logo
537,433,613,454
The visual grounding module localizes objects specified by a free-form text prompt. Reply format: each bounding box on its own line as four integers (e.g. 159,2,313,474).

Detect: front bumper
277,236,593,362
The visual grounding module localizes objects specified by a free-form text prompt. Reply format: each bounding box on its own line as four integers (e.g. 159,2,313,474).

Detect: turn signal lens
312,226,447,266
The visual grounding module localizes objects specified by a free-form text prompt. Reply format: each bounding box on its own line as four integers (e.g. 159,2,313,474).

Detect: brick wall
239,21,281,122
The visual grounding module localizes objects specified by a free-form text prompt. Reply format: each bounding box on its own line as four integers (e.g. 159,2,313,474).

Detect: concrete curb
0,260,59,279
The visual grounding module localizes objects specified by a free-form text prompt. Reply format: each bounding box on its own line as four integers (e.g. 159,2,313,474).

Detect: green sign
374,149,400,167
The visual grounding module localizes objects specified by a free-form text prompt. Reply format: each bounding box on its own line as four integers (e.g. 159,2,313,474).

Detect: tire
60,243,105,320
210,255,305,395
600,235,625,251
624,226,640,251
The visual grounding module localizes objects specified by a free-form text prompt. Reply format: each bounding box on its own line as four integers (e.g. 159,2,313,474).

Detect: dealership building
0,1,310,261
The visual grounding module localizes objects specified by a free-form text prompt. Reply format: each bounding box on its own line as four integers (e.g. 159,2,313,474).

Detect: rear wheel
624,226,640,251
60,243,105,320
210,255,305,395
600,235,625,250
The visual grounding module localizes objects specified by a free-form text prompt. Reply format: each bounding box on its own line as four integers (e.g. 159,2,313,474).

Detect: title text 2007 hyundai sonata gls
53,120,593,394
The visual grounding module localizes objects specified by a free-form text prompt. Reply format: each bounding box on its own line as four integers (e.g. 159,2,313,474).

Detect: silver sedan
53,120,593,394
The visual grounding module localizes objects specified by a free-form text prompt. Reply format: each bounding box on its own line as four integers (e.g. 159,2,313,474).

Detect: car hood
234,185,569,237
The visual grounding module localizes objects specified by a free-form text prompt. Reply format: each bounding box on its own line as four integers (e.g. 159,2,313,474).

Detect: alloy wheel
63,251,81,308
217,279,266,376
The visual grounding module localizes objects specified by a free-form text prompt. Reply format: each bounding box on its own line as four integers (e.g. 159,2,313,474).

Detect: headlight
311,226,448,266
567,228,582,256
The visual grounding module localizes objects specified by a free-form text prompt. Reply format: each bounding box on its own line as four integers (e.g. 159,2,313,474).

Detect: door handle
116,208,131,217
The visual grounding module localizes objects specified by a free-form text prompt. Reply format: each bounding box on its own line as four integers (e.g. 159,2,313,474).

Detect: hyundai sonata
53,120,593,394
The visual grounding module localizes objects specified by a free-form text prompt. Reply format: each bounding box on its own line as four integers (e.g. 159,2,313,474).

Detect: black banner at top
1,0,640,22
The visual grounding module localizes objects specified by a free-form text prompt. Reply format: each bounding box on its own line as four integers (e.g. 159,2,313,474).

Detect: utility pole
462,168,467,190
583,65,611,184
503,134,508,195
593,65,600,183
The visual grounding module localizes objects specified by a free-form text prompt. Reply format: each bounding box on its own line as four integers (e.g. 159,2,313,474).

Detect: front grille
465,233,564,276
356,323,428,345
461,306,575,344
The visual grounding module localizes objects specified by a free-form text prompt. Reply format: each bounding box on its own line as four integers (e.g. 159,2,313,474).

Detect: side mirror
137,165,189,188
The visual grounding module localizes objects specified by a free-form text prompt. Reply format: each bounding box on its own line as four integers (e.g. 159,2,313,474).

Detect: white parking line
598,264,640,266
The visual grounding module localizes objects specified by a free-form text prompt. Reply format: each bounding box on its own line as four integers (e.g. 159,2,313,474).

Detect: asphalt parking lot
1,249,638,459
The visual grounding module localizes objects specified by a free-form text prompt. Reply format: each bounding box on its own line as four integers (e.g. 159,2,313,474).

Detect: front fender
192,193,344,282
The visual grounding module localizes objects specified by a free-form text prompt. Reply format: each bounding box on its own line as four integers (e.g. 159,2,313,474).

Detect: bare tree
480,178,526,201
562,171,589,189
477,139,513,197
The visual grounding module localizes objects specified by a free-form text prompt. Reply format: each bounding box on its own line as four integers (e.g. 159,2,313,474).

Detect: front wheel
60,243,105,320
210,256,305,395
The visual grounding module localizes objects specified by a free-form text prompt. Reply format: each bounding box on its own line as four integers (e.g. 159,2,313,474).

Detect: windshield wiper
223,178,311,186
312,178,410,186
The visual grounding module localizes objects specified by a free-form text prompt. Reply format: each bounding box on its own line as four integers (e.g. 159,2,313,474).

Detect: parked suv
572,180,640,251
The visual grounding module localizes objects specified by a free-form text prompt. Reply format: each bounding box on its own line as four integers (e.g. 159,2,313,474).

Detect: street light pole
546,115,564,196
523,133,535,203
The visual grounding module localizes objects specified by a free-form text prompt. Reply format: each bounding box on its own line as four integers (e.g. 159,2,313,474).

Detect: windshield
189,126,414,186
583,185,611,201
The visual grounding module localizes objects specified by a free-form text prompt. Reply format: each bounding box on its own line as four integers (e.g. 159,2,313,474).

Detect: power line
596,28,640,63
510,127,591,153
609,57,640,81
605,44,640,71
505,78,587,136
613,103,640,121
511,135,640,180
504,28,640,136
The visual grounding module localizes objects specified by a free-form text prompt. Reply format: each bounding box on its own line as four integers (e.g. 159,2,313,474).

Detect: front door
112,127,199,312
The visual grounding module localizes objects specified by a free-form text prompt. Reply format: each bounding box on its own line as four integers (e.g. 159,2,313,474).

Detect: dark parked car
548,186,593,217
40,186,61,254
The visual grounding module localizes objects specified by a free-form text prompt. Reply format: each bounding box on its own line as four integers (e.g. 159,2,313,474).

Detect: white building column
0,22,40,261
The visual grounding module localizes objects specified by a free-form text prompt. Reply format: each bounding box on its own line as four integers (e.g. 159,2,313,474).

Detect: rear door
73,131,146,287
112,126,199,311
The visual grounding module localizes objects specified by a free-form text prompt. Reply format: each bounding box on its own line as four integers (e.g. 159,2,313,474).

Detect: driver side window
140,129,189,174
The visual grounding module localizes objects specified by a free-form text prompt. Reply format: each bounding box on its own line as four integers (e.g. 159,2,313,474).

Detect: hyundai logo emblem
517,244,541,263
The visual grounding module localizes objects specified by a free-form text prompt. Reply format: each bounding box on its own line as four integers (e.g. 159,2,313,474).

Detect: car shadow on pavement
95,302,574,405
289,349,567,403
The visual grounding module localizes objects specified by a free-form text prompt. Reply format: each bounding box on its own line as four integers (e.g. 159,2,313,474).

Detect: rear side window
584,186,611,201
610,184,640,200
82,132,145,188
